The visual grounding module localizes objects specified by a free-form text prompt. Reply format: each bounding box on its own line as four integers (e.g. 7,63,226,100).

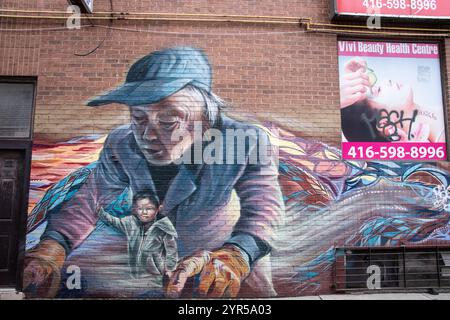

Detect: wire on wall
0,8,449,38
70,0,114,57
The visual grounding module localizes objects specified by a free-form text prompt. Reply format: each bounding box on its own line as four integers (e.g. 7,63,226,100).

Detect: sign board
338,40,447,161
69,0,94,14
332,0,450,20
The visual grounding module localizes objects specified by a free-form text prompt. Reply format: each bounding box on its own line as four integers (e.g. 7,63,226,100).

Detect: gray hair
184,85,228,127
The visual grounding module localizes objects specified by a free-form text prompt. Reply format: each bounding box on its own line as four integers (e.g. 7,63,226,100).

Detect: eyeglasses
136,207,156,213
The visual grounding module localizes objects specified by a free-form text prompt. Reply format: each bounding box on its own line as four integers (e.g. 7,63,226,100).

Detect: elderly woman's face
130,88,205,165
367,79,414,112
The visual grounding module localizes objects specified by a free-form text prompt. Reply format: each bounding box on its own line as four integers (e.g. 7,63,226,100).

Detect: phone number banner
335,0,450,19
343,142,446,160
338,40,447,161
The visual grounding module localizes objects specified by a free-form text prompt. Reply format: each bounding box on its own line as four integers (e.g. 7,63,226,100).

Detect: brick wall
2,0,450,298
1,1,449,146
0,0,342,144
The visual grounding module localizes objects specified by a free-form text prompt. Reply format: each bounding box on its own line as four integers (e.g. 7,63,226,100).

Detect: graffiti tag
362,109,418,141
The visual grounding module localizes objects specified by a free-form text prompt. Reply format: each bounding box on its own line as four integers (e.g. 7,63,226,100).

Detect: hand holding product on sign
340,58,371,109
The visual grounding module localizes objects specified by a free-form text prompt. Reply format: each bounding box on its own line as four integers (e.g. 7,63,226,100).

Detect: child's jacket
99,208,178,278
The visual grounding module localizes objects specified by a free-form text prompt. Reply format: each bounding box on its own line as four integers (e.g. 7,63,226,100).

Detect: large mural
23,46,450,298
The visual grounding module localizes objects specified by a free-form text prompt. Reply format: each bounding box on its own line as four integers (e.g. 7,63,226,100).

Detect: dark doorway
0,77,36,290
0,150,25,287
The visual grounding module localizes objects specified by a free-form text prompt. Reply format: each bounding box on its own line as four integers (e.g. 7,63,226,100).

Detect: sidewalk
0,289,24,300
1,289,449,300
284,292,450,300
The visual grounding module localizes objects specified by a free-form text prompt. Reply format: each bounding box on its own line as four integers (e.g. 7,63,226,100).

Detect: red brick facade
2,0,450,298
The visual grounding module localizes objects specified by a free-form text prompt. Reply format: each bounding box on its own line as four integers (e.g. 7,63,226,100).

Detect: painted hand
165,245,250,298
23,240,66,298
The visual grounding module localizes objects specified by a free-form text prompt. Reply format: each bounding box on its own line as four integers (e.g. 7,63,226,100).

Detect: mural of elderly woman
340,58,446,144
23,47,285,299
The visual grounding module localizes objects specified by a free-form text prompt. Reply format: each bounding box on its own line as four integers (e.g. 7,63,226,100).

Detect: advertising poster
335,0,450,19
339,40,447,160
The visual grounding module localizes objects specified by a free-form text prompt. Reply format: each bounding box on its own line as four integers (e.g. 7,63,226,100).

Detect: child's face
133,198,157,223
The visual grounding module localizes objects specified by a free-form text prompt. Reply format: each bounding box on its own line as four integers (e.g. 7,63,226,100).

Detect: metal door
0,150,25,287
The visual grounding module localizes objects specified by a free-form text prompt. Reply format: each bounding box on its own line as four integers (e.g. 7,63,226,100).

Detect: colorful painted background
26,116,450,297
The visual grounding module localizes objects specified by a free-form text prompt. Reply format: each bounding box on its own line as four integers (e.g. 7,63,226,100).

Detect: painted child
97,192,178,284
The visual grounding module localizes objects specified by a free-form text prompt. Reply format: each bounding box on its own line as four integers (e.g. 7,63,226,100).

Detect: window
0,81,35,139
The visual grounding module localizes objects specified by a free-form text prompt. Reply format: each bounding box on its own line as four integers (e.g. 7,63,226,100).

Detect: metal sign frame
69,0,94,14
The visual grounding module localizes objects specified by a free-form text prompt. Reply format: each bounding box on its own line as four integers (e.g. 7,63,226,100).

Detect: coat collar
150,216,178,237
124,131,204,217
159,163,201,218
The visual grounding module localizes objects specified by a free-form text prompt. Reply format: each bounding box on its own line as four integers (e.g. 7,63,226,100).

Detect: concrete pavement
282,292,450,300
1,289,449,300
0,289,24,300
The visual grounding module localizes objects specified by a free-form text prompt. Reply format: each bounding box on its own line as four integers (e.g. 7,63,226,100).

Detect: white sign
82,0,93,13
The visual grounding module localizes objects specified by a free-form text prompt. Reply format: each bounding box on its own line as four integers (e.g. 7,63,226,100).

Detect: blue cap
87,47,212,107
